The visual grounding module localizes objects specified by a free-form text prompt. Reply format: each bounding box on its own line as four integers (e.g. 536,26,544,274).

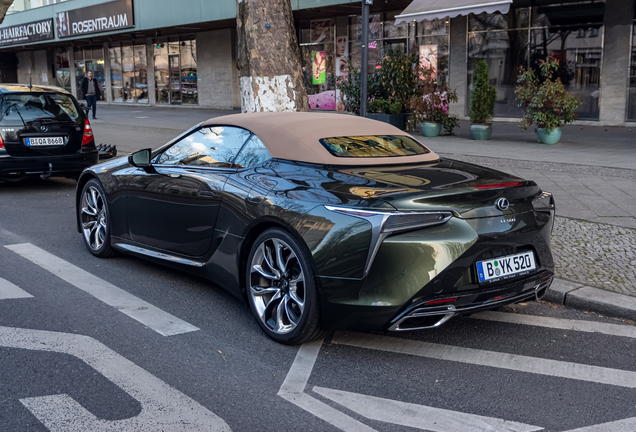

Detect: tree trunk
0,0,15,25
236,0,310,112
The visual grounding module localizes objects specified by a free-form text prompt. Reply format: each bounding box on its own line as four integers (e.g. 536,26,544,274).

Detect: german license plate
476,251,536,283
26,137,64,146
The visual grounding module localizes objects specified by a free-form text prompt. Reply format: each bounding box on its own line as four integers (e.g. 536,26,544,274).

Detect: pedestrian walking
80,70,101,119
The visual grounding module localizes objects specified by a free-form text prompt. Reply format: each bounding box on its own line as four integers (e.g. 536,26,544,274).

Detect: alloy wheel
80,185,107,251
249,238,305,334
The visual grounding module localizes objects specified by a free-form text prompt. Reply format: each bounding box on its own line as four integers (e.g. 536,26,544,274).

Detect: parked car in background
75,112,555,344
0,84,98,182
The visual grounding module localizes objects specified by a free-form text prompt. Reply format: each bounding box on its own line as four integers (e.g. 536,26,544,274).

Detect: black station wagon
0,84,98,181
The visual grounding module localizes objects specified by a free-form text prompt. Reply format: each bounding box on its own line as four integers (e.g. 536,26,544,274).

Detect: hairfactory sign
56,0,134,38
0,19,54,47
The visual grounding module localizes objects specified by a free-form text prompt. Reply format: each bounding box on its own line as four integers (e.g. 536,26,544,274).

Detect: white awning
395,0,512,24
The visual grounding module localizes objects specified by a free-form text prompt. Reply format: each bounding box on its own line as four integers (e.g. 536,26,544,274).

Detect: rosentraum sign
56,0,134,38
0,19,54,47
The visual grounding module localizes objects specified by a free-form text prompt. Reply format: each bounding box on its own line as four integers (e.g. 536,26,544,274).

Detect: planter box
366,113,406,130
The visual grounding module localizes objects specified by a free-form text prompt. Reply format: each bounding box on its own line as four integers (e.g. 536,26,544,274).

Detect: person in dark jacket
80,70,101,119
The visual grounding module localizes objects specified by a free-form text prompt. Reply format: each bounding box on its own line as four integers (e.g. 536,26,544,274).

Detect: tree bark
0,0,15,25
236,0,310,112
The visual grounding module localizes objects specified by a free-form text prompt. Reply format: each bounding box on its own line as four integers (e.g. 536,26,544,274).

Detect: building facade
0,0,634,125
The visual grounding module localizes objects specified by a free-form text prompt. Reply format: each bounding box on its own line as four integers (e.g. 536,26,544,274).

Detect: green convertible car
76,112,555,344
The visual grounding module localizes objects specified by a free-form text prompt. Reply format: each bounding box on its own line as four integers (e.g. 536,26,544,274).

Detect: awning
395,0,512,24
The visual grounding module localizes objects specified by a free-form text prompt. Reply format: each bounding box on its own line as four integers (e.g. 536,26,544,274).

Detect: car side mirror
128,149,155,173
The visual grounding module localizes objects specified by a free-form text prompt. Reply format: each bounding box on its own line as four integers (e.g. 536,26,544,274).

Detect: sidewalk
89,105,636,318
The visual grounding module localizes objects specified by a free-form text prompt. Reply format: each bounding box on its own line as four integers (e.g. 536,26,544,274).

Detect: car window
157,126,251,168
0,93,81,125
320,135,430,158
233,135,272,168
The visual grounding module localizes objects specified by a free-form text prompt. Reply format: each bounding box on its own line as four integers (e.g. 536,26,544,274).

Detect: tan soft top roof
202,112,439,166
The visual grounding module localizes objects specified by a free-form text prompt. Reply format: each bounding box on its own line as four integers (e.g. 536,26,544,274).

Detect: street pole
360,0,371,117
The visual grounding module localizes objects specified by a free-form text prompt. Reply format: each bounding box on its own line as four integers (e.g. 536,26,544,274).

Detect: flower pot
367,113,406,129
537,127,562,145
420,122,441,137
470,124,492,140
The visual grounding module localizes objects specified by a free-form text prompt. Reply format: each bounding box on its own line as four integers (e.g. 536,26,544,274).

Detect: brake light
475,182,522,190
0,134,4,149
82,118,93,146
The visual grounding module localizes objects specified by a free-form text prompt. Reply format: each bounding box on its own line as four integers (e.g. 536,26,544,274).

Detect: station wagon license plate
476,251,536,283
26,137,64,146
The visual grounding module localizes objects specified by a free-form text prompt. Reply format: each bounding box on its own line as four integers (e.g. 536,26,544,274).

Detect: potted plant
367,98,404,129
469,60,496,140
338,49,420,129
515,55,580,145
407,66,459,137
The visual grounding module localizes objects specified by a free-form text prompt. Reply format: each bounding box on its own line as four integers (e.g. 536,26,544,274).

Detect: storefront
467,2,604,120
0,0,634,124
297,12,449,111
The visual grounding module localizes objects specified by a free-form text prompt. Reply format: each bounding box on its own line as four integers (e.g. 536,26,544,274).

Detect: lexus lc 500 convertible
75,112,555,344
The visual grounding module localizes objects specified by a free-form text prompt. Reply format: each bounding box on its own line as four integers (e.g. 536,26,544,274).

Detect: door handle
197,190,215,197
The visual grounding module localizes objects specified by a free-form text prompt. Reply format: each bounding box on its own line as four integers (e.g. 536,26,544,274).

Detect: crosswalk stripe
5,243,199,336
313,386,542,432
333,332,636,388
471,311,636,339
0,278,33,300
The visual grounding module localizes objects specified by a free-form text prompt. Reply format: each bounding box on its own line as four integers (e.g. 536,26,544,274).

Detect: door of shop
169,55,181,105
75,59,105,99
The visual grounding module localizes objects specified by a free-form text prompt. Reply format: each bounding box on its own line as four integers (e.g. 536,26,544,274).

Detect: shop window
467,3,604,120
109,43,148,103
154,38,197,105
416,18,450,84
300,19,337,110
74,46,105,101
53,48,71,92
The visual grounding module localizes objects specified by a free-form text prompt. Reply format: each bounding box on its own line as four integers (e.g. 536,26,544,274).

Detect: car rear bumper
317,271,554,331
0,150,99,179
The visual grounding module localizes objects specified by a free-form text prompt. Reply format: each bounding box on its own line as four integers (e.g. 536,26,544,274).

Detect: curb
544,278,636,322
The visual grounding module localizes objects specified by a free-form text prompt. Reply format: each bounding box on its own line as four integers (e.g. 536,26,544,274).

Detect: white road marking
5,243,198,336
135,116,150,118
313,386,542,432
0,278,33,300
278,339,377,432
0,326,231,431
332,332,636,388
472,311,636,339
562,416,636,432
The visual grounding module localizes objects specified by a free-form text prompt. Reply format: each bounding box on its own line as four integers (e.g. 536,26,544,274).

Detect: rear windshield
320,135,430,158
0,93,81,124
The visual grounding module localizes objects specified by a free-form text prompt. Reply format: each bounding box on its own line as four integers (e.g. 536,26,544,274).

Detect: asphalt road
2,177,636,432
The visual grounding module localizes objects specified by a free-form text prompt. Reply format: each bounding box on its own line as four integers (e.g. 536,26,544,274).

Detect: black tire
245,228,326,345
78,179,117,258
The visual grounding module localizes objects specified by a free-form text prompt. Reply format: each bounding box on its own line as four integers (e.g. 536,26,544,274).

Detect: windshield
320,135,430,158
0,93,81,124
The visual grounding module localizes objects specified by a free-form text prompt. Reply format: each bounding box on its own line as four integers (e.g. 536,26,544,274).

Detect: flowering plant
515,55,580,133
407,66,459,135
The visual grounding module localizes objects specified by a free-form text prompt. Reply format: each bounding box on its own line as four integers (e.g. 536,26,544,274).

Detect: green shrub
515,55,580,133
469,60,496,124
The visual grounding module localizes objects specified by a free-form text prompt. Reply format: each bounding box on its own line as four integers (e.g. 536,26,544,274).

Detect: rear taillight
82,119,93,146
475,182,522,190
0,135,4,149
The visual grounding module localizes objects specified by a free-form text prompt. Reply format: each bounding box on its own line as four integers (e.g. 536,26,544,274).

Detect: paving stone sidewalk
552,217,636,297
